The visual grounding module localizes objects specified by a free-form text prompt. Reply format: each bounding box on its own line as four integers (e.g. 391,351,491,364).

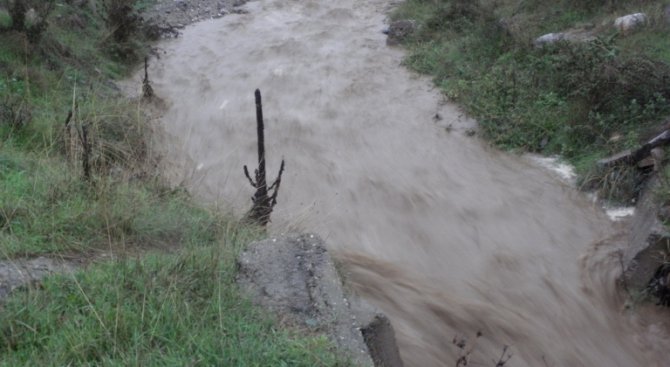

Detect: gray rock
0,257,75,302
385,20,416,46
614,13,648,35
623,177,670,291
658,205,670,223
533,30,596,48
237,234,403,367
533,32,566,47
176,0,188,12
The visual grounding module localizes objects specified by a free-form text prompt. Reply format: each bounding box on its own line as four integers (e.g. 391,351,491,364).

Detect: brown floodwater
128,0,670,365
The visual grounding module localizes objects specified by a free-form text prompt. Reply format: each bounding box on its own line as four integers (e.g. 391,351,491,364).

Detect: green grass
0,234,352,366
393,0,670,202
0,0,165,258
0,2,351,365
0,144,220,257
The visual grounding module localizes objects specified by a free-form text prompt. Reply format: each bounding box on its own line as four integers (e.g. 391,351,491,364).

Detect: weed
0,94,31,132
1,0,56,43
100,0,146,62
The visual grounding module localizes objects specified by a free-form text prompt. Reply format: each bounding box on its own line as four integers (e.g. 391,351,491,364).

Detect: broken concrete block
237,234,403,367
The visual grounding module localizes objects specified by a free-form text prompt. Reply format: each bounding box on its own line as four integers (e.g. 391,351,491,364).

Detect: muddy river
132,0,670,365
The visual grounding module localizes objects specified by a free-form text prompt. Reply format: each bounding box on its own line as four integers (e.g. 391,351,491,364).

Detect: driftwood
243,89,285,226
597,129,670,169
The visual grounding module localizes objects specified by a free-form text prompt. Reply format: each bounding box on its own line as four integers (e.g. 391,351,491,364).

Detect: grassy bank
0,1,349,365
0,227,347,366
392,0,670,201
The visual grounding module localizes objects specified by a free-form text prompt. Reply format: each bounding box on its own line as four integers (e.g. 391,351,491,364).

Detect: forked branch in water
243,89,285,226
454,331,513,367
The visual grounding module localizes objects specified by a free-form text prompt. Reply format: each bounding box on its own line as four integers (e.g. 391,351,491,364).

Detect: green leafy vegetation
0,1,349,365
393,0,670,201
0,0,177,256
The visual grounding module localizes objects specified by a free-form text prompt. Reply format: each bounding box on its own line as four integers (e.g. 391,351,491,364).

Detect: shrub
0,94,31,132
101,0,140,43
1,0,55,43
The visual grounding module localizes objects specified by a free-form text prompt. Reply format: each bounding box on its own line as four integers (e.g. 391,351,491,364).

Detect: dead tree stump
244,89,285,226
142,57,154,99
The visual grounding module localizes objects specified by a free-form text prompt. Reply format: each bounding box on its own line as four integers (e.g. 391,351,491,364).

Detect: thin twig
493,345,512,366
243,165,257,188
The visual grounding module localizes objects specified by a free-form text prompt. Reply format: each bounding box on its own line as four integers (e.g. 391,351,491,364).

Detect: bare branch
269,159,286,207
243,165,257,188
493,345,513,367
268,159,285,191
64,110,73,127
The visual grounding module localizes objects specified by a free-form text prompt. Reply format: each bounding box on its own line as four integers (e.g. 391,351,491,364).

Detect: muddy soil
129,0,670,365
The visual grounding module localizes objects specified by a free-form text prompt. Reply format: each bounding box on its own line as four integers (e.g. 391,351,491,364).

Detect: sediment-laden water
131,0,670,365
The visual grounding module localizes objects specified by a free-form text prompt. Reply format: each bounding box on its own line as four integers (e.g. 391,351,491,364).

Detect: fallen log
597,129,670,169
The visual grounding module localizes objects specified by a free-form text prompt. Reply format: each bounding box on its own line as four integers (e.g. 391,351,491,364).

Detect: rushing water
130,0,670,365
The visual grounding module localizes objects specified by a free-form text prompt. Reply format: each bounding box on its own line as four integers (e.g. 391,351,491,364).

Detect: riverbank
390,0,670,304
0,1,351,365
391,0,670,201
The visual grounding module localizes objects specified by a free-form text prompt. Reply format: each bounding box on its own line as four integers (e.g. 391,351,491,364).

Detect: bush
101,0,140,43
0,94,31,132
1,0,55,43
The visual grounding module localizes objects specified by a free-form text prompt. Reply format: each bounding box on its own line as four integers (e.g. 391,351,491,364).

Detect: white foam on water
605,206,636,221
527,155,577,184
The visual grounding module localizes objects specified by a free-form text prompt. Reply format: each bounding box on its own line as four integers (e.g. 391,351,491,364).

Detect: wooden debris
597,130,670,169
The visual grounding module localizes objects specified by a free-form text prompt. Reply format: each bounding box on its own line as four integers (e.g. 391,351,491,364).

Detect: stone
614,13,648,35
623,177,670,291
237,234,403,367
0,257,75,302
533,32,566,47
385,20,416,46
175,0,188,12
533,30,596,48
664,5,670,25
625,233,670,291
